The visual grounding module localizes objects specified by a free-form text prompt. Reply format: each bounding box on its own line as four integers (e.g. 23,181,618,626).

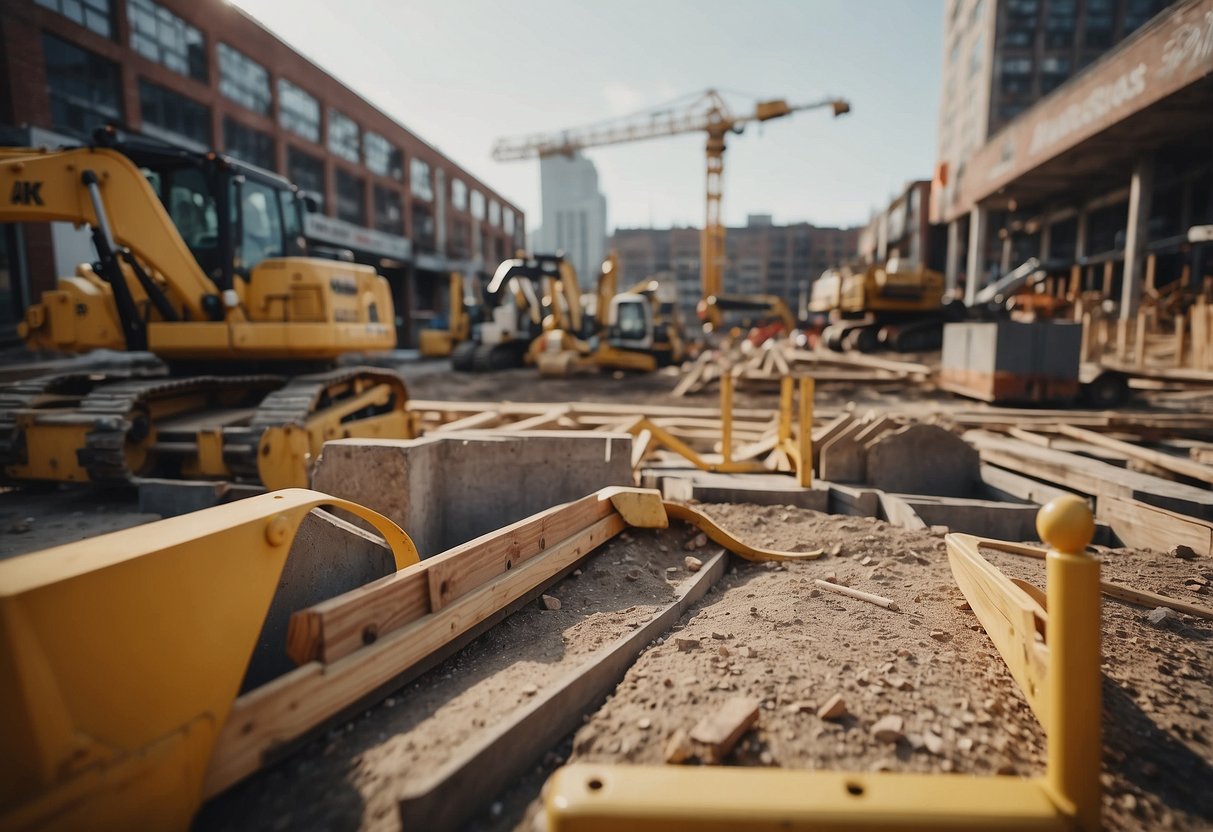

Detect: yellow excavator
809,258,953,352
0,129,412,490
531,253,687,376
450,253,570,371
417,271,477,358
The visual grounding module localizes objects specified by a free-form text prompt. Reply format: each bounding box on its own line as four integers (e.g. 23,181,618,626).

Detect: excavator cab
104,129,308,291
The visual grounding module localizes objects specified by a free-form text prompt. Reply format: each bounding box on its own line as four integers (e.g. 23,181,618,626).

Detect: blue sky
230,0,943,232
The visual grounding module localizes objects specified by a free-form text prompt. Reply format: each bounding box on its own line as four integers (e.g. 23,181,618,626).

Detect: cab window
143,165,220,277
279,189,305,255
615,300,647,340
237,180,284,273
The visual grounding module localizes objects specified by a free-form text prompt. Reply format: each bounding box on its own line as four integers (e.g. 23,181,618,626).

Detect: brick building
0,0,525,345
612,217,860,320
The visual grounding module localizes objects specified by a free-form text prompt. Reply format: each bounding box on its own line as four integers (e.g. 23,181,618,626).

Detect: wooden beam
1096,495,1213,556
431,410,501,432
203,512,626,797
287,494,612,665
394,549,728,831
1057,424,1213,485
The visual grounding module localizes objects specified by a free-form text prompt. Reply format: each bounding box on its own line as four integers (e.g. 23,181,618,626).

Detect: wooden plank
287,493,610,665
1096,495,1213,556
1057,424,1213,485
394,549,728,831
966,431,1213,520
501,406,570,431
1100,581,1213,619
431,410,501,432
205,512,627,798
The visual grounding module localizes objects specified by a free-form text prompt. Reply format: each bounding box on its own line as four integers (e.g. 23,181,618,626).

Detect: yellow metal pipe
1038,496,1101,830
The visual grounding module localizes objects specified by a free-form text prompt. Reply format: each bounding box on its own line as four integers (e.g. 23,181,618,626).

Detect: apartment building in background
612,218,860,320
533,153,607,289
0,0,525,345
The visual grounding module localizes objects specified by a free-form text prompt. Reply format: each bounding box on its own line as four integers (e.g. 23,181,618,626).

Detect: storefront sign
304,213,412,261
952,0,1213,219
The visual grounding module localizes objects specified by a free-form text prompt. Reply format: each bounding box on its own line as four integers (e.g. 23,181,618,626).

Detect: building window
1083,0,1115,49
410,158,433,201
127,0,206,82
412,203,435,252
287,147,325,209
36,0,113,38
223,117,275,170
42,34,122,136
470,189,485,221
1040,54,1071,93
373,185,403,236
278,79,320,143
328,109,360,164
138,79,210,148
503,209,515,235
488,199,501,228
1124,0,1165,34
451,178,468,211
365,132,403,181
218,43,270,115
335,169,365,226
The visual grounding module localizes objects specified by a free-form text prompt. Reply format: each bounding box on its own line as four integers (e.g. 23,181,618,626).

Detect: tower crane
492,89,850,324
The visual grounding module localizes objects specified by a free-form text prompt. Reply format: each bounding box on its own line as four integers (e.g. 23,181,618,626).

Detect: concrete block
312,431,632,557
866,424,979,497
825,482,881,517
658,470,828,510
903,496,1040,541
136,477,264,517
819,420,867,483
244,508,395,690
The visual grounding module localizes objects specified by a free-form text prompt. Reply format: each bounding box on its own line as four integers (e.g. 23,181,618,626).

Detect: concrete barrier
312,431,633,557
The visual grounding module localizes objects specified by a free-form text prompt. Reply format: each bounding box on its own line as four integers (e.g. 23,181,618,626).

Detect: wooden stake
814,579,899,611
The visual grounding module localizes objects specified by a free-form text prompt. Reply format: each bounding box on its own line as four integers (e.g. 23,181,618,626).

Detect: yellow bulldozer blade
0,489,418,832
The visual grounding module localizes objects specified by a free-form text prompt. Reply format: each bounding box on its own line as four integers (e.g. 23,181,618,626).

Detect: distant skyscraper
535,153,608,289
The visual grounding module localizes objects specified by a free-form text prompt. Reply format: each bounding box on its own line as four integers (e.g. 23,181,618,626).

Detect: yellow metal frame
0,489,418,832
542,496,1102,830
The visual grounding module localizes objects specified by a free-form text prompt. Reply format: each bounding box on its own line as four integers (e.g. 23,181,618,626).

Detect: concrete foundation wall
312,431,633,557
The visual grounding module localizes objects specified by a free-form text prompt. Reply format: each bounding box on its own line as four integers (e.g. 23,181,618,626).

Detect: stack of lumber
408,399,839,477
672,340,932,397
960,413,1213,555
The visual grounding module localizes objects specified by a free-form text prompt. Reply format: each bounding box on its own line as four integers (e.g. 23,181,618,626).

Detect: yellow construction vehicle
418,271,477,357
0,129,412,489
451,253,577,371
809,258,951,352
533,253,687,376
697,292,797,335
494,90,849,341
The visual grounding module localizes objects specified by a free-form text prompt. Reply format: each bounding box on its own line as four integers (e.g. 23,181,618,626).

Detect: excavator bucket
0,489,418,831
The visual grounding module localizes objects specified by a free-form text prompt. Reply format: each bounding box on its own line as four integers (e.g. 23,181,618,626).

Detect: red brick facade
0,0,524,341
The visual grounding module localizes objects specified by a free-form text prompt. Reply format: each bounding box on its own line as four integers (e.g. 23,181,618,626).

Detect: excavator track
74,375,283,484
0,367,410,487
229,366,411,485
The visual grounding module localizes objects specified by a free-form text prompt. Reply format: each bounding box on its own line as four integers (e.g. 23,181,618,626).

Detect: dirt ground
194,502,1211,832
3,359,1211,831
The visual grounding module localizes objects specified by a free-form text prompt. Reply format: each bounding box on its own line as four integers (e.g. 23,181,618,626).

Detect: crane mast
492,89,850,311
